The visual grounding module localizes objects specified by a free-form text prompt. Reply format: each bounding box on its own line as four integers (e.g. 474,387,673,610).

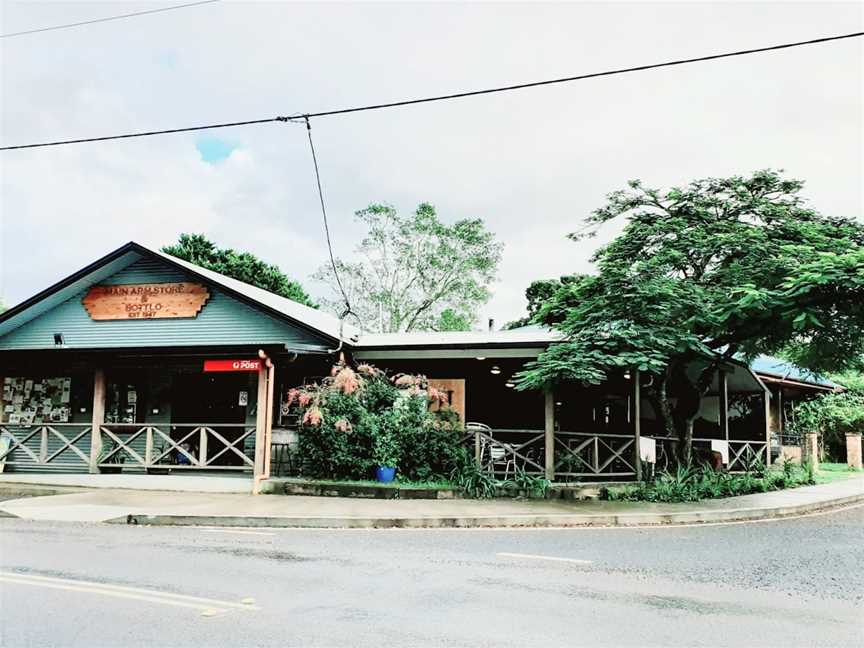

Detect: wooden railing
553,431,636,478
468,428,638,480
653,436,769,473
0,424,92,470
0,423,256,472
99,424,256,471
468,429,770,480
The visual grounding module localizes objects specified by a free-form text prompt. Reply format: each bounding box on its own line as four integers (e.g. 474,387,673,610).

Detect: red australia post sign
203,359,261,373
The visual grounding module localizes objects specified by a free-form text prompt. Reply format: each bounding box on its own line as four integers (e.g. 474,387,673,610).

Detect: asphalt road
0,505,862,647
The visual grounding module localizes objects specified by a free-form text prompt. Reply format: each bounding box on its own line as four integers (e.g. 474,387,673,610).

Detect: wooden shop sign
82,283,210,320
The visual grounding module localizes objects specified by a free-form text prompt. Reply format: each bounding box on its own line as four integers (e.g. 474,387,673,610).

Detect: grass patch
814,462,862,484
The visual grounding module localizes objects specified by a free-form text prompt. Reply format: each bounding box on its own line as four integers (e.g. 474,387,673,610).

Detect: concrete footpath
0,476,861,528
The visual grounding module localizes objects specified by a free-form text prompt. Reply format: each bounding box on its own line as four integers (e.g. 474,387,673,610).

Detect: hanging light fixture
490,365,501,375
624,370,631,380
476,356,486,361
505,380,515,388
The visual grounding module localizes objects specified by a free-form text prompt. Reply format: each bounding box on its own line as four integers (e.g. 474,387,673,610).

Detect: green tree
505,276,579,329
314,203,502,333
518,170,864,463
434,308,474,332
162,233,316,307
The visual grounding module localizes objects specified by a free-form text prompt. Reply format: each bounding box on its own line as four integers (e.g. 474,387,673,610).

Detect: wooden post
252,364,268,492
89,369,105,473
764,389,772,466
633,369,641,481
719,370,729,444
199,427,208,466
474,430,481,466
39,427,48,463
145,427,153,466
263,362,276,478
544,389,555,481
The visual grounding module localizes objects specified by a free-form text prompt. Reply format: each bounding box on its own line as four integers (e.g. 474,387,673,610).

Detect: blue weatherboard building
0,242,838,485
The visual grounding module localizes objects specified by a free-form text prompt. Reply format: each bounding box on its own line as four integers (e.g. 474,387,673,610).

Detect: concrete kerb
114,491,864,529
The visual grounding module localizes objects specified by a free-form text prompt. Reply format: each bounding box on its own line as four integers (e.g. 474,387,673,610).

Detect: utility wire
1,30,862,151
0,0,221,39
303,117,353,322
292,30,864,120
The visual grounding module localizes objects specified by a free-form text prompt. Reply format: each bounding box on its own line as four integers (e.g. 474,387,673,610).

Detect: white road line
199,528,276,537
0,571,261,611
497,552,593,565
0,576,225,613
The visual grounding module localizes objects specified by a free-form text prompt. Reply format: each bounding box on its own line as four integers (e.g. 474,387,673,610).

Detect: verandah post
719,370,729,469
253,363,268,491
764,388,772,466
544,389,555,481
633,369,641,481
89,369,105,474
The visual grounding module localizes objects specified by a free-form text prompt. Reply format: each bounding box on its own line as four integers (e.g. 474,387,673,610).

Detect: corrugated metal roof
356,325,562,348
749,355,839,389
0,242,359,347
148,247,360,343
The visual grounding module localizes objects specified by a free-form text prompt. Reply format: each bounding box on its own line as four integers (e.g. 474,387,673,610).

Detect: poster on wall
1,377,72,424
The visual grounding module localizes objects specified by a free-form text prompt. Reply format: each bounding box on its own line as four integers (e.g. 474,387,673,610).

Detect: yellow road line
0,571,260,611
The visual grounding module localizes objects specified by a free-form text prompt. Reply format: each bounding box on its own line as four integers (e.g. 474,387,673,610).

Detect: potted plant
146,441,172,475
373,430,400,483
97,439,127,474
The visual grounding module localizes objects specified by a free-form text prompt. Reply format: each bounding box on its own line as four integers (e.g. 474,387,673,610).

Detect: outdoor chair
467,423,515,479
486,441,515,479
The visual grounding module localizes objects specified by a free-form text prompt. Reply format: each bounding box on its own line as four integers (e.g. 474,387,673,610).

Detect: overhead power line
1,30,861,151
302,117,353,320
0,0,221,39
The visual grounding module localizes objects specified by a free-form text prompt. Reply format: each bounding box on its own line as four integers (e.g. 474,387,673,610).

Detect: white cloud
1,1,861,323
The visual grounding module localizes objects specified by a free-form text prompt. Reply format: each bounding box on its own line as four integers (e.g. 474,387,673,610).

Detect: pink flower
285,388,300,407
394,374,415,387
356,363,377,377
334,419,352,433
298,392,313,408
427,387,449,405
302,406,322,427
333,367,360,394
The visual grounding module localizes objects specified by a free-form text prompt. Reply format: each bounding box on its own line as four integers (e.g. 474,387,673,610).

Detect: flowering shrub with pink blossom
286,363,467,481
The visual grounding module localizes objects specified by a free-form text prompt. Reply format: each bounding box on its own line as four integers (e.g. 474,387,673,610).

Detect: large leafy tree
163,233,317,307
505,276,579,329
518,170,864,462
314,203,503,333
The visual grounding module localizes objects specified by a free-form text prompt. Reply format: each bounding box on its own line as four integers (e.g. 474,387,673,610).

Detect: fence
0,424,92,472
470,429,770,480
0,423,256,473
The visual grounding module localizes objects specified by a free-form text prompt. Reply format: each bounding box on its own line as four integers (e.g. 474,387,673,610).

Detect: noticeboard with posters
1,376,72,424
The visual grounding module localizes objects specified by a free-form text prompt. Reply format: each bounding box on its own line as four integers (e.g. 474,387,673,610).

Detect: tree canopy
517,170,864,461
314,203,502,333
505,276,579,329
162,233,317,308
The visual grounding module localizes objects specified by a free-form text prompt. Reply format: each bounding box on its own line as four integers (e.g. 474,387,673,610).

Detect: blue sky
196,137,236,164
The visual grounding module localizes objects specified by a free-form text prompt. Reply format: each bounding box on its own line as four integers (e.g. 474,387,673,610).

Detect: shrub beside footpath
600,459,816,503
287,363,468,482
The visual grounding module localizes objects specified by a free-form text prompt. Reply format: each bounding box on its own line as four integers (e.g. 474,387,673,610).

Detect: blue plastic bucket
376,466,397,483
